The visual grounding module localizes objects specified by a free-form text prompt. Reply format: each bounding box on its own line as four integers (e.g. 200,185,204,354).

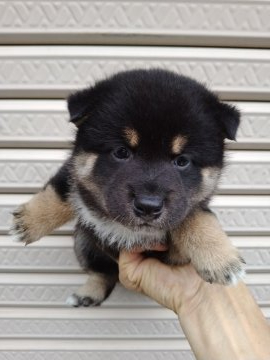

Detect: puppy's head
68,69,240,247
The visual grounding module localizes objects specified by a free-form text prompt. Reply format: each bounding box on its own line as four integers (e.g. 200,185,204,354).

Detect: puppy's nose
133,196,163,219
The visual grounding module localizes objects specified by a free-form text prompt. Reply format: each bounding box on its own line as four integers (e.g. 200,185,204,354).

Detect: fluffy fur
11,69,245,306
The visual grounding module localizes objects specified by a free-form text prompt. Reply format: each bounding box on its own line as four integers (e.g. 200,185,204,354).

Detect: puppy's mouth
108,205,170,231
134,223,157,231
126,217,168,232
137,220,162,228
140,222,153,227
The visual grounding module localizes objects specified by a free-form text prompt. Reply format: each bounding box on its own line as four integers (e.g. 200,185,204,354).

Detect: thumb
118,250,145,292
119,245,167,292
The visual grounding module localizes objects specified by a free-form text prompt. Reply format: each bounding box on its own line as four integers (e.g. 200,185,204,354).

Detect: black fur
67,69,239,231
48,158,72,201
74,223,118,273
49,69,240,304
70,69,238,161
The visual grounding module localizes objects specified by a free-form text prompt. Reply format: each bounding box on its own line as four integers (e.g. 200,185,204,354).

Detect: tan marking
169,209,243,285
73,152,107,211
73,152,98,178
171,135,187,154
12,185,74,244
124,128,139,147
172,209,231,257
76,272,116,302
199,167,221,200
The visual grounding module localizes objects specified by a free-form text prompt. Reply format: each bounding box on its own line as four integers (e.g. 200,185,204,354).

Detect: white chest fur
72,193,166,250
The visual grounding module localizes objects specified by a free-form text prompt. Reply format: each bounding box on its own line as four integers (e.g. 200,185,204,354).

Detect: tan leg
169,209,245,285
11,185,74,244
66,271,117,307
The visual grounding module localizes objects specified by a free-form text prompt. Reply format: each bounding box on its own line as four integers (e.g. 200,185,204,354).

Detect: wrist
177,281,270,360
171,263,205,315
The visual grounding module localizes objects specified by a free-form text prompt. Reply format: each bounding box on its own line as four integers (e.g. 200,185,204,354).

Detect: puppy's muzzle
133,195,163,220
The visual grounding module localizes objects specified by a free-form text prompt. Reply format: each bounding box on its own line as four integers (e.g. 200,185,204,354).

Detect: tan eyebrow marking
171,135,187,154
124,128,139,147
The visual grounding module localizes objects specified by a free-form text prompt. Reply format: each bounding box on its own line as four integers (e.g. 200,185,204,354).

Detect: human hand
118,245,204,314
119,246,270,360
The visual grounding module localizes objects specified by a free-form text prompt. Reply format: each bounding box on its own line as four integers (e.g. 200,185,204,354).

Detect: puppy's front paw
194,251,246,286
10,205,38,245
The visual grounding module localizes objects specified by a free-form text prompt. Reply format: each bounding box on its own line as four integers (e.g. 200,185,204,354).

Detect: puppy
11,69,245,307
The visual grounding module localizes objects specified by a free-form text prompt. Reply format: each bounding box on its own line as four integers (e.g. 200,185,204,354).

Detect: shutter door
0,1,269,359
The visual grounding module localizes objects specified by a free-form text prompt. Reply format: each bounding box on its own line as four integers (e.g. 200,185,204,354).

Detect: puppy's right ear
67,88,93,127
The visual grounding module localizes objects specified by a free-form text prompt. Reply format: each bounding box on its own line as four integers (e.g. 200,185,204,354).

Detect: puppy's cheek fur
195,167,221,202
11,185,74,244
104,186,132,222
73,152,98,179
165,195,190,229
72,152,107,213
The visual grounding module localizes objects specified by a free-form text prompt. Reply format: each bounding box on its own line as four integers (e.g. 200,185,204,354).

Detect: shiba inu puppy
11,69,245,306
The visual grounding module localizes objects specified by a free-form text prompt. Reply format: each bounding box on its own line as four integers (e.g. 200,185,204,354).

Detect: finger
119,250,143,267
144,243,168,252
125,244,168,254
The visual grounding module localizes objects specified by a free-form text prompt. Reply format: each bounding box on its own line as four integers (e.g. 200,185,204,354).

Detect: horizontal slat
211,196,270,235
0,349,195,360
1,101,269,149
0,278,157,307
0,235,74,248
0,100,72,148
0,149,66,193
3,235,270,249
0,307,176,320
233,102,270,149
229,102,270,150
0,308,181,340
220,151,270,194
0,273,269,308
1,195,270,235
0,47,270,100
1,235,270,273
0,0,269,47
0,149,269,194
0,235,80,273
0,307,268,340
0,339,194,360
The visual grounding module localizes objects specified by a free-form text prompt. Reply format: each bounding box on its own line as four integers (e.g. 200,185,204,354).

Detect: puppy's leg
11,159,74,244
169,208,245,285
67,224,118,307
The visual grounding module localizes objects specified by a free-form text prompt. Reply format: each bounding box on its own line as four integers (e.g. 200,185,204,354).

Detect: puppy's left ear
217,103,240,141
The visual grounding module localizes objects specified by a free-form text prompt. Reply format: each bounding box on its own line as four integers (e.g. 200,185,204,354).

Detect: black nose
133,196,163,219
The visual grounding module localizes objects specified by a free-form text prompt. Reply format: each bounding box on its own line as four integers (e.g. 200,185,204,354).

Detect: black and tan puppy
11,69,245,306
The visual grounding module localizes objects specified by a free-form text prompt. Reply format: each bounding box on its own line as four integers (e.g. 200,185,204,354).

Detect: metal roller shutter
0,0,269,47
0,1,269,359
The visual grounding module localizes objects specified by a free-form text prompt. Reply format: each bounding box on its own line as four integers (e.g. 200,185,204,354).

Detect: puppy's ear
67,88,93,127
217,103,240,140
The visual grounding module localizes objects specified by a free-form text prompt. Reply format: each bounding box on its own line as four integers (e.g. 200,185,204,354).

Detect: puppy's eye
113,147,131,160
174,155,190,169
